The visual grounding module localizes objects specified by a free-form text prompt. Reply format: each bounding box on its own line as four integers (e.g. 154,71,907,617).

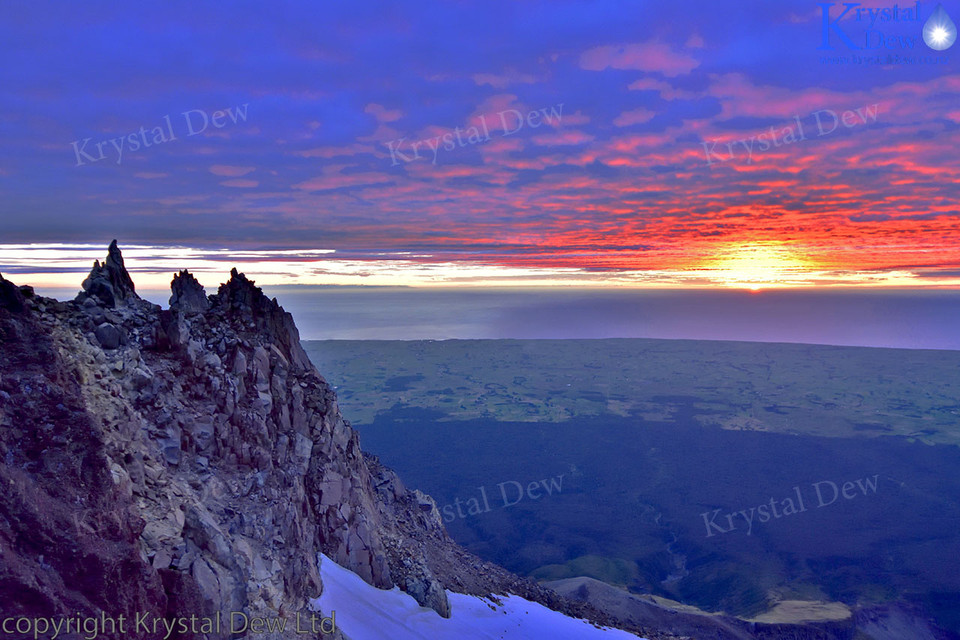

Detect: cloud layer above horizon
1,0,958,288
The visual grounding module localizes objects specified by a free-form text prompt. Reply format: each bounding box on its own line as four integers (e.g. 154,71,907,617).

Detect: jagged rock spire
212,268,313,371
77,240,139,307
169,269,210,315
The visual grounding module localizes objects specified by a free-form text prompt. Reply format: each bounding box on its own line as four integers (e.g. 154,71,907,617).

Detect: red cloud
531,130,595,146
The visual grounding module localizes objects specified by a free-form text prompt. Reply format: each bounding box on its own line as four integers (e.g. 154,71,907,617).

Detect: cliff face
0,243,653,640
0,273,171,631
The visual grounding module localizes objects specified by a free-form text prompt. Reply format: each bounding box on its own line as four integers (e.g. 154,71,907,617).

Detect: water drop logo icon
923,4,957,50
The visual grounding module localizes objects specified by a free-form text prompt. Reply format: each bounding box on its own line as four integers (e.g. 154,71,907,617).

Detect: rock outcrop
170,270,211,315
0,245,664,640
77,239,139,307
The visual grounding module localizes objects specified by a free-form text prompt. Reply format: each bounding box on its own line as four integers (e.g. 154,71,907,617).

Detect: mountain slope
0,242,667,639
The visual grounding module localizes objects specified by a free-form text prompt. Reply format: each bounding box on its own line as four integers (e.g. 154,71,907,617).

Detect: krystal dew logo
818,2,957,56
924,3,958,47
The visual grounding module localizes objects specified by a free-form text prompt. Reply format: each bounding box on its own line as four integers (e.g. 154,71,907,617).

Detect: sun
704,244,812,290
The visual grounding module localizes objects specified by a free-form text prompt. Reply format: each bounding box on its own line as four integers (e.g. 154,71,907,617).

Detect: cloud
210,165,256,177
531,130,595,146
219,179,258,188
293,166,392,192
365,103,403,123
627,77,695,100
473,71,538,88
613,108,656,127
294,144,376,159
580,42,700,77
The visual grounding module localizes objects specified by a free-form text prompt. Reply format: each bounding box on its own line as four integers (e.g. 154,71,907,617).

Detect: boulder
95,322,122,350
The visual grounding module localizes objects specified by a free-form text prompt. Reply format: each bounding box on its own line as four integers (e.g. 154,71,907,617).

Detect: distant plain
305,338,960,628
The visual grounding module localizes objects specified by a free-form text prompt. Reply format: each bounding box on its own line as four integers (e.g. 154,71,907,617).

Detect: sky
0,0,958,291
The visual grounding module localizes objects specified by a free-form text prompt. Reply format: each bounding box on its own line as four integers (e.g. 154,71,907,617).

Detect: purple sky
0,1,958,290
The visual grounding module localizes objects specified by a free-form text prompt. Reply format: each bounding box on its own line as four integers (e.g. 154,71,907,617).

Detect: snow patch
315,554,643,640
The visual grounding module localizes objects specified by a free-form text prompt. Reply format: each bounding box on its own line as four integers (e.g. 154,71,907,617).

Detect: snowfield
316,555,644,640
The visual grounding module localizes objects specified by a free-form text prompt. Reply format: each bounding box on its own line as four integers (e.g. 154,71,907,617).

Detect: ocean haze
265,286,960,350
29,285,960,349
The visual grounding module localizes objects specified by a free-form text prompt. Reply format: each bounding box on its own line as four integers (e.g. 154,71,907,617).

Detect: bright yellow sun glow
703,244,813,290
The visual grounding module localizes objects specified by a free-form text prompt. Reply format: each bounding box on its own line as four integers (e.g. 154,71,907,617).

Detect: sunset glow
701,244,814,291
3,242,955,294
0,3,957,289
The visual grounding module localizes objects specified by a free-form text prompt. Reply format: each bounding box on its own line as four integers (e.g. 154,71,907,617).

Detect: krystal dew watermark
819,51,948,64
702,103,879,166
70,103,250,167
384,103,564,166
701,473,880,537
817,2,957,61
441,474,564,523
1,610,335,640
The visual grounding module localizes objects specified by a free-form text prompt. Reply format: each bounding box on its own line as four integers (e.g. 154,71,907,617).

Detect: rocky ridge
0,243,672,640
